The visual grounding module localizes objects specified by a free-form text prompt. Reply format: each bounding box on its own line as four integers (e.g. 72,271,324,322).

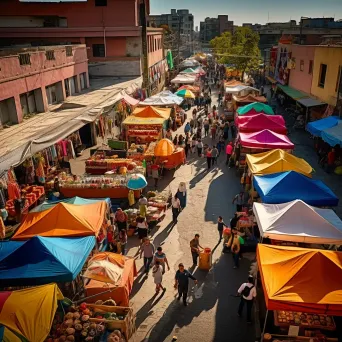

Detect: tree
210,27,261,79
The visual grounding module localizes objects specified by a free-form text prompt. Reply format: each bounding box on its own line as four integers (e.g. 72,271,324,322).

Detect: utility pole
140,0,149,95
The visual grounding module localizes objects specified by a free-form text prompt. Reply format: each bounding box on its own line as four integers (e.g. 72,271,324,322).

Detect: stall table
60,187,141,199
157,148,186,169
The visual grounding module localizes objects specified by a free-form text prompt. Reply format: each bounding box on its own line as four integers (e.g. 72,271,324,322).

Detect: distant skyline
150,0,342,27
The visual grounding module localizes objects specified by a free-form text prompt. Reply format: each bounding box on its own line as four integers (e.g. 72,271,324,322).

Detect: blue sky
150,0,342,27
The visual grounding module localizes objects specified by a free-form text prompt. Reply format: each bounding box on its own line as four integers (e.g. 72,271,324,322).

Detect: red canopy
239,129,294,150
236,114,287,134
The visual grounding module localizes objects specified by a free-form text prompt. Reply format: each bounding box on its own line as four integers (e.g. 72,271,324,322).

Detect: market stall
139,90,184,106
253,200,342,244
0,236,95,286
306,116,341,138
258,244,342,341
246,149,313,177
239,130,294,150
236,102,275,116
253,171,339,206
154,139,185,170
0,284,63,342
12,201,107,239
321,121,342,147
233,94,267,104
236,114,286,134
178,85,201,93
84,252,137,307
170,74,197,85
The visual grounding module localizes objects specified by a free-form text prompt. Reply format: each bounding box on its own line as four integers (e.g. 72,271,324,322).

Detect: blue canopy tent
253,171,339,206
0,236,95,286
306,116,340,137
31,196,111,212
321,121,342,147
0,240,24,262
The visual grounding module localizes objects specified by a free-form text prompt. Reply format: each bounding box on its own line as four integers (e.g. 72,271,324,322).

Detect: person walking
119,229,127,255
223,122,229,140
114,208,128,231
206,147,212,170
171,193,181,223
211,123,217,141
189,118,195,134
204,118,210,137
211,146,218,165
237,276,257,323
184,122,191,135
138,194,148,218
174,263,198,306
197,139,203,157
217,216,227,240
191,135,197,153
152,261,166,293
230,122,236,139
151,163,159,188
137,216,149,244
226,227,240,269
184,134,190,158
190,234,203,266
233,191,245,212
154,246,170,273
225,142,233,166
140,238,155,275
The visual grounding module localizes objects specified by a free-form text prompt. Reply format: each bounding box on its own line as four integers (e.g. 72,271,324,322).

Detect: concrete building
148,9,194,56
0,0,167,86
0,44,89,127
199,15,234,43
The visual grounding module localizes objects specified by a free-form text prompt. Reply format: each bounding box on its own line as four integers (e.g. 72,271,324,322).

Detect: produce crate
87,304,135,340
107,139,128,150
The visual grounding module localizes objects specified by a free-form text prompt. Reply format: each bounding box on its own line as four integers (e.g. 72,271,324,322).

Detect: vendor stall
253,171,339,206
0,284,63,342
246,149,313,177
321,121,342,147
253,200,342,244
236,114,286,134
139,90,183,106
233,94,267,104
170,74,197,85
306,116,341,138
258,244,342,341
237,102,275,116
154,139,185,169
13,201,107,239
0,236,95,286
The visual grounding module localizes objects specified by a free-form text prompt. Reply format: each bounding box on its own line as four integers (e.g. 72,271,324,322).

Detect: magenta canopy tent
236,114,286,134
239,129,294,150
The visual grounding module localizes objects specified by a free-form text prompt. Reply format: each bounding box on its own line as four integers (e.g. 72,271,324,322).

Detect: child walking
152,261,166,293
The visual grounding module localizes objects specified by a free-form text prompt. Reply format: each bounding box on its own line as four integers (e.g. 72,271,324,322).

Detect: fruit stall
59,175,141,199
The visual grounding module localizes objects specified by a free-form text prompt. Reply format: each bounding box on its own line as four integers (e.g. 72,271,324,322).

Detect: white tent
171,74,197,84
180,59,200,68
140,90,184,106
253,200,342,244
225,85,259,94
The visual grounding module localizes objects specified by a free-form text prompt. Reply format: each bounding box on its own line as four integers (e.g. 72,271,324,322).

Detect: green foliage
210,27,261,75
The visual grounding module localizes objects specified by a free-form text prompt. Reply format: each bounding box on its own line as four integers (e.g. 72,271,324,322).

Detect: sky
150,0,342,27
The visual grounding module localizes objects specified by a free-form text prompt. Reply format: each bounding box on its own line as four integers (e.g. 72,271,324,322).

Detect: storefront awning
277,84,309,100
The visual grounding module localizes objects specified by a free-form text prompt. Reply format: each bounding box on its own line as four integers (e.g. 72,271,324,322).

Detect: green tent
181,68,197,73
166,50,174,70
237,102,275,115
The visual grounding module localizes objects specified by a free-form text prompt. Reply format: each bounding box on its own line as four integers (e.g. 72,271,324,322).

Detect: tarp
180,68,198,74
254,200,342,244
140,91,183,106
253,171,338,206
0,284,63,342
0,240,23,262
154,139,175,156
237,102,274,115
180,59,200,68
224,80,243,87
123,106,171,126
277,84,309,100
178,85,200,93
246,149,313,177
257,244,342,314
225,85,258,94
171,74,197,84
239,130,294,149
31,196,111,212
233,94,267,103
236,114,286,134
13,202,106,240
0,236,95,286
121,94,140,107
307,116,340,137
321,121,342,147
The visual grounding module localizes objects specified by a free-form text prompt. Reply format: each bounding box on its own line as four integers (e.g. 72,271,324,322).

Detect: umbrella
154,139,175,157
127,174,147,190
178,85,200,93
175,89,196,99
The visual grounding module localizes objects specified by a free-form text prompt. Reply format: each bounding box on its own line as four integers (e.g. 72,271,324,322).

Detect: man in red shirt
225,142,233,166
327,148,336,173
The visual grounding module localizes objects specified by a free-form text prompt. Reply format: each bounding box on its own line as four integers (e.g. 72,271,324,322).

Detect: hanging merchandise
34,153,46,184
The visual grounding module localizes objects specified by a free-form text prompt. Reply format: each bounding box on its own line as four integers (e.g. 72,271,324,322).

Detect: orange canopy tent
13,202,106,240
85,253,137,307
132,106,171,119
257,244,342,315
154,139,175,157
234,94,267,103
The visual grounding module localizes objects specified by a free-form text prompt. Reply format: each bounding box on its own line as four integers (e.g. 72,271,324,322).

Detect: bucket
199,247,212,271
204,247,211,254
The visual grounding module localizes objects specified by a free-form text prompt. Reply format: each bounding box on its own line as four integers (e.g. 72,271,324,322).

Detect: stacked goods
60,176,127,189
127,144,146,155
145,190,171,222
144,142,157,157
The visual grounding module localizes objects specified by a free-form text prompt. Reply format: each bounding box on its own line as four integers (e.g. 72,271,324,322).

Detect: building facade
199,15,234,43
0,0,166,83
0,44,88,128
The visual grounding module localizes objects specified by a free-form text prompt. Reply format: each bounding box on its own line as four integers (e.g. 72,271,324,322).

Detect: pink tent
236,114,287,134
239,130,294,150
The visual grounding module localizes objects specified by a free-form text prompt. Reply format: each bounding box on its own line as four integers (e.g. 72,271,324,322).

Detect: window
93,44,105,57
335,66,342,92
65,46,73,57
318,64,327,88
19,53,30,66
46,50,55,60
309,60,313,74
95,0,107,6
300,60,304,72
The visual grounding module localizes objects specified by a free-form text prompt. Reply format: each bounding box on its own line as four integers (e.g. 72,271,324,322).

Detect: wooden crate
87,304,135,340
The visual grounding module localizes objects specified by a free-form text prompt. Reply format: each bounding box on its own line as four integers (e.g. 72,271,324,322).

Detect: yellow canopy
123,106,171,126
0,284,63,342
154,138,176,156
246,149,313,177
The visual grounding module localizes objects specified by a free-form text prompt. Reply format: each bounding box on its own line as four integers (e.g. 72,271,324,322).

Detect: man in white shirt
171,194,181,223
237,275,256,323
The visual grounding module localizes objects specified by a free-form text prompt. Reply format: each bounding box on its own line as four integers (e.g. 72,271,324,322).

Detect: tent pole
261,309,269,342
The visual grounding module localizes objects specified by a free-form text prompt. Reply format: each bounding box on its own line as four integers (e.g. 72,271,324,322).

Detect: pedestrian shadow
130,271,148,299
151,221,176,247
189,169,207,189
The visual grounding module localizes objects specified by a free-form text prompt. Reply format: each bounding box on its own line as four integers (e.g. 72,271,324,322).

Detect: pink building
0,0,166,83
0,45,89,127
289,45,316,94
